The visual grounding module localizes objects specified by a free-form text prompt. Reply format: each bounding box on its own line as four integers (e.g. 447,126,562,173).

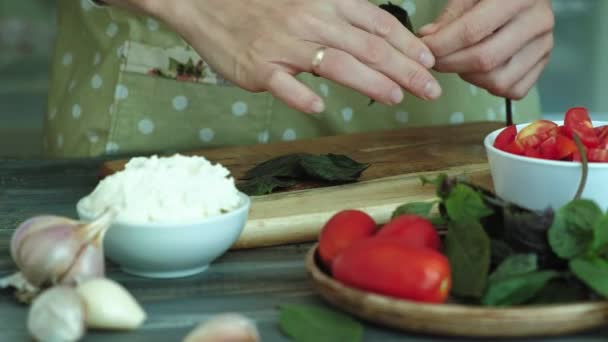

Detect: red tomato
556,135,577,160
596,125,608,149
564,107,600,148
318,210,377,268
539,136,559,160
493,125,517,151
375,215,440,250
516,120,558,148
587,148,608,163
524,147,542,159
503,141,524,155
333,239,451,303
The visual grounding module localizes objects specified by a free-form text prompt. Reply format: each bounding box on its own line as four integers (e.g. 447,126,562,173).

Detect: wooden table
2,153,608,341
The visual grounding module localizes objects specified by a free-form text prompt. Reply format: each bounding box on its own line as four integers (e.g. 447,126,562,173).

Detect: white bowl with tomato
484,107,608,211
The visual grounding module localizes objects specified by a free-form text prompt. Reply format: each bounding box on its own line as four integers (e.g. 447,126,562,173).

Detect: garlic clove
60,244,106,286
27,286,86,342
76,278,146,330
182,313,260,342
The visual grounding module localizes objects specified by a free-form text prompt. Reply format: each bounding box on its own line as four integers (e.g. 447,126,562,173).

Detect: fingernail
311,100,325,113
424,80,441,99
390,88,404,104
419,51,435,68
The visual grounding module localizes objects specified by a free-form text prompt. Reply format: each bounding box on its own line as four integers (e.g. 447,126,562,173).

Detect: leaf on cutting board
237,176,296,196
391,201,445,226
279,304,363,342
243,153,309,180
299,153,369,182
445,220,491,298
444,184,494,222
482,270,559,307
569,257,608,298
548,200,602,259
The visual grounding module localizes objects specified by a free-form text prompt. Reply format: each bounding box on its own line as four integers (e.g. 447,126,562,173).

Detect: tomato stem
573,133,588,200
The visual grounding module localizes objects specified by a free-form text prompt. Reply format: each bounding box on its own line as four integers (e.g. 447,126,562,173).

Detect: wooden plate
305,244,608,337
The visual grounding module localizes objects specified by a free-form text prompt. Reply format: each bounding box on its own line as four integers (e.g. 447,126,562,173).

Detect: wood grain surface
1,158,608,341
101,123,501,249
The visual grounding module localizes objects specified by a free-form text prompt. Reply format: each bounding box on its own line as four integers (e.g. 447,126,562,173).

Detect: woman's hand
419,0,554,100
106,0,441,113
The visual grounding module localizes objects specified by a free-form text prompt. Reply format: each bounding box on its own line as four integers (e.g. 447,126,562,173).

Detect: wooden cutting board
101,122,502,249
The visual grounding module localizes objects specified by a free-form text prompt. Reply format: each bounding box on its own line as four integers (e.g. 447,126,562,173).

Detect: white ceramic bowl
484,121,608,211
76,193,250,279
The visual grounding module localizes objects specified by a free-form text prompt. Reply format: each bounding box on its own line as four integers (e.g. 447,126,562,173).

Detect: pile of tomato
493,107,608,162
317,210,451,303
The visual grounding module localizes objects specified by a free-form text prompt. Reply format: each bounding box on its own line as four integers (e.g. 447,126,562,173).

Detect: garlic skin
10,210,115,288
76,278,146,330
183,313,260,342
27,286,86,342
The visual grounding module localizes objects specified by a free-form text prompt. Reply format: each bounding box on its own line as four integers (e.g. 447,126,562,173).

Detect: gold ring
311,46,327,77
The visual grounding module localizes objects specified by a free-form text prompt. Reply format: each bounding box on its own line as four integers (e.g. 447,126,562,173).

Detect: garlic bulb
27,286,86,342
10,210,115,288
183,313,260,342
76,278,146,330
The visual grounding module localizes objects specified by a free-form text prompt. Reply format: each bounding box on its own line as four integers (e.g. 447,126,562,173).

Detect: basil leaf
570,257,608,298
300,154,369,182
279,304,363,342
482,271,559,306
490,239,516,267
444,184,493,222
488,254,537,283
445,220,491,298
548,200,602,259
243,153,309,179
237,176,296,196
528,279,589,304
591,214,608,256
391,201,436,219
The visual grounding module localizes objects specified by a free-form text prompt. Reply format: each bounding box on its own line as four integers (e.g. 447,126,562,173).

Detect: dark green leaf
528,278,589,305
445,220,491,298
279,304,363,342
243,153,309,180
237,176,296,196
548,200,601,259
482,271,558,306
488,254,537,283
391,201,436,219
444,184,493,222
299,154,369,182
570,257,608,298
590,214,608,256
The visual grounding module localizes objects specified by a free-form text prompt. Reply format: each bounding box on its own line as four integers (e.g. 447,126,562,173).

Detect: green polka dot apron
43,0,541,157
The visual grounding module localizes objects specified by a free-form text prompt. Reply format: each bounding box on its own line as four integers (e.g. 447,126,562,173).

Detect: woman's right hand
108,0,441,113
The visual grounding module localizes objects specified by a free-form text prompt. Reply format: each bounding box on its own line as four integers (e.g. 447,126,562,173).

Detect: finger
459,33,553,95
434,4,554,74
308,46,410,104
312,24,441,100
418,0,477,36
422,0,534,57
265,69,325,114
336,0,435,68
507,57,549,100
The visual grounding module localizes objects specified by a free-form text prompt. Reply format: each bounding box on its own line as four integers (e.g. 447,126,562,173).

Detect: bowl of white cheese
77,154,250,278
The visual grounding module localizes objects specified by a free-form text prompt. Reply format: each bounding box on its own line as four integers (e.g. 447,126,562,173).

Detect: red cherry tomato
503,141,524,155
596,125,608,149
375,215,440,250
332,239,451,303
318,210,377,269
539,136,558,160
516,120,558,149
564,107,600,148
587,148,608,163
493,125,517,151
556,135,577,160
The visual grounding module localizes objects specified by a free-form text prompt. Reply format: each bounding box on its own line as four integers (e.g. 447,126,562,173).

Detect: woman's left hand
419,0,554,100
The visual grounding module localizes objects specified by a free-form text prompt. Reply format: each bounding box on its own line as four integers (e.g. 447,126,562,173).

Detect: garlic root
183,313,260,342
76,278,146,330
